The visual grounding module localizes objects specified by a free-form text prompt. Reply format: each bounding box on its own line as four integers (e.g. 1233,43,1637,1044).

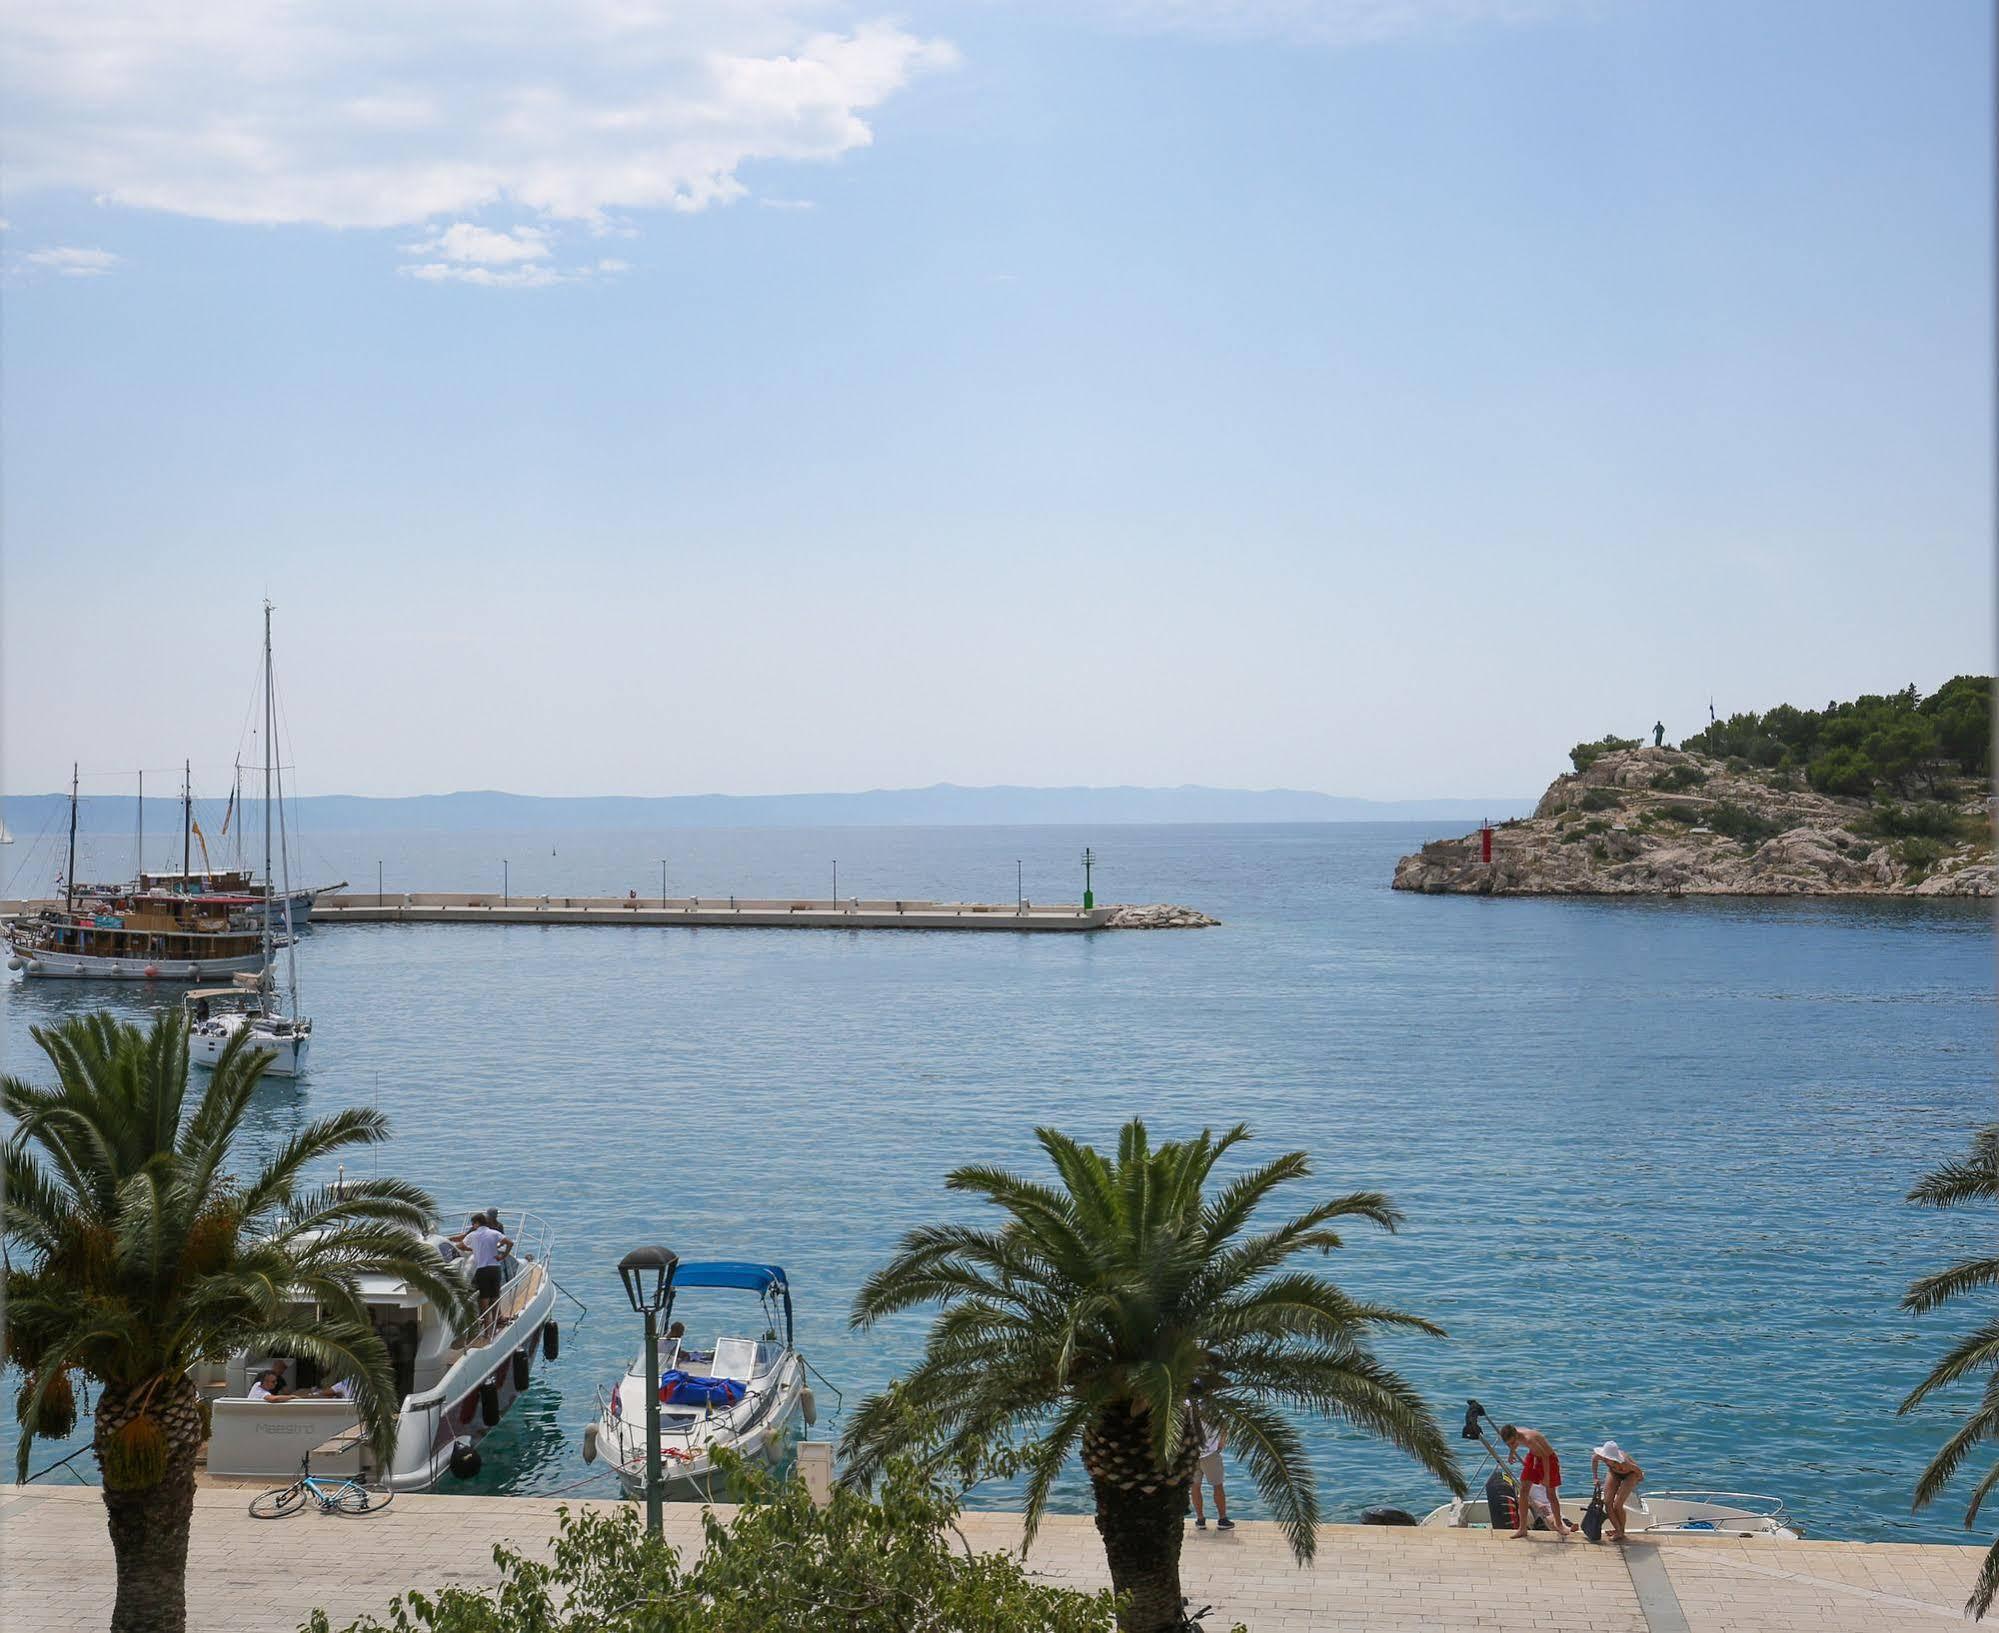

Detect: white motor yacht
202,1208,560,1491
586,1261,811,1501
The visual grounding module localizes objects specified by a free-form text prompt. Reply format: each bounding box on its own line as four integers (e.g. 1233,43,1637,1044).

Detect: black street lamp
617,1244,678,1537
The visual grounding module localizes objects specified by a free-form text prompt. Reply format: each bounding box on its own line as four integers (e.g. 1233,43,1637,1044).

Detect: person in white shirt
247,1368,295,1403
449,1212,515,1318
1187,1383,1233,1531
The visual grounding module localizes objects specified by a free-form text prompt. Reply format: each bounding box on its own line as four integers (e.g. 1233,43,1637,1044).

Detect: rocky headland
1392,747,1994,897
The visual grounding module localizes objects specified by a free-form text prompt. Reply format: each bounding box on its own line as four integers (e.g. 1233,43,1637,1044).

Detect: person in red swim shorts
1499,1423,1577,1540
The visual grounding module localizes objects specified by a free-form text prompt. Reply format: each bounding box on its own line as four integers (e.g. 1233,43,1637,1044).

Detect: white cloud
23,244,119,276
401,261,567,289
758,197,818,210
408,222,552,265
595,258,632,274
1,3,958,230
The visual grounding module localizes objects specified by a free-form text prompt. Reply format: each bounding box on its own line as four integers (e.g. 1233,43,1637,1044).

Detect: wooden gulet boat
7,765,283,981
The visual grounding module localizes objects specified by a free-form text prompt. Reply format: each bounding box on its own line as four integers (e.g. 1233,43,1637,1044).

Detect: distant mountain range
6,784,1532,836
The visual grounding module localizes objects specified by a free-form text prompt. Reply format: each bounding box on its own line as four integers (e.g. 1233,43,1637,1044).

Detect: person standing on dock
1187,1384,1233,1531
1499,1423,1576,1540
1590,1439,1644,1543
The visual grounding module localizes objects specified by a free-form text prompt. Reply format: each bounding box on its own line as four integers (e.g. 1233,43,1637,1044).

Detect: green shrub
1866,800,1985,843
1706,803,1781,848
303,1446,1130,1633
1649,764,1708,792
1570,734,1641,773
1578,788,1623,812
1896,836,1948,871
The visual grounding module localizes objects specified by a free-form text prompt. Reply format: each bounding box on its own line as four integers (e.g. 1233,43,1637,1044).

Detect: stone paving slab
0,1484,1984,1633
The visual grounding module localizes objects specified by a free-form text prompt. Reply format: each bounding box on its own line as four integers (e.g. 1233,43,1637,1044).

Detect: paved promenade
0,1483,1982,1632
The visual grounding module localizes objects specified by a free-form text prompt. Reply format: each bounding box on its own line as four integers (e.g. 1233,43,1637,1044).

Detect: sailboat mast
182,760,191,880
64,764,78,913
136,769,144,882
261,603,277,975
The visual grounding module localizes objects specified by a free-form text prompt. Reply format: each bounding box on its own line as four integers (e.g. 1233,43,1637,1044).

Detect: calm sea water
3,822,1992,1544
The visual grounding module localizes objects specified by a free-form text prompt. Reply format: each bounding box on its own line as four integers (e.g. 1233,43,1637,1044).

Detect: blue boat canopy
669,1261,792,1345
673,1261,787,1294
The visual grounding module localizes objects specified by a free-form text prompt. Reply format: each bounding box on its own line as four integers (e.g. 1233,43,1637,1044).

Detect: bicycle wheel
336,1481,394,1515
249,1483,308,1519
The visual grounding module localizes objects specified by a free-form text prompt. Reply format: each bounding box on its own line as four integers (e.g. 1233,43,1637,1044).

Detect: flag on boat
219,786,236,836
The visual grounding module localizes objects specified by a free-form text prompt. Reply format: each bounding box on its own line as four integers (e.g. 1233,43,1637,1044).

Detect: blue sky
4,0,1990,800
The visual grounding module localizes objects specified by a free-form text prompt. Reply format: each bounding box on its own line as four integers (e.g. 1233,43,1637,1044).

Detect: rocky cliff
1392,748,1994,897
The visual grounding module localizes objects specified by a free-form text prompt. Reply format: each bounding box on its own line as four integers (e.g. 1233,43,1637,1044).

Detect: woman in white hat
1589,1440,1644,1542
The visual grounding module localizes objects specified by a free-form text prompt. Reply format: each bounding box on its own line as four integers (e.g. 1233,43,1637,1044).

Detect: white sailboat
189,603,313,1077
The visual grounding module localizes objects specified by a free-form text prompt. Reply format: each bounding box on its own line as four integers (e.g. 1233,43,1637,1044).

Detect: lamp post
617,1245,678,1539
1081,847,1096,911
502,859,510,907
1017,858,1023,913
660,859,667,908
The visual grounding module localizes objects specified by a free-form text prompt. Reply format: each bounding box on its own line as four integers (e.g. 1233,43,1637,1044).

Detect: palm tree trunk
96,1376,203,1633
1083,1405,1194,1633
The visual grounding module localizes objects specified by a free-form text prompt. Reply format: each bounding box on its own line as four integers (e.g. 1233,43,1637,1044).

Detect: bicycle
249,1452,395,1518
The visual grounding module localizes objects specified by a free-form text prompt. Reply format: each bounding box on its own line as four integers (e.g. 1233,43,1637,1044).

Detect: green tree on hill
1676,679,1991,799
1569,734,1641,772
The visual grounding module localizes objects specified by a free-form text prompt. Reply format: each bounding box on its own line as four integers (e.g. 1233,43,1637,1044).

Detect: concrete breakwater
300,893,1219,932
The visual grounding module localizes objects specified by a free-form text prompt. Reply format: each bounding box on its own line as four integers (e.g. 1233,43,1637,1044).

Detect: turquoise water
4,822,1992,1544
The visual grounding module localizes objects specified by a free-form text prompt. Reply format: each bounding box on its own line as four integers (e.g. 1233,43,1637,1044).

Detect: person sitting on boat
309,1376,355,1401
1499,1423,1577,1540
247,1368,296,1403
1590,1439,1644,1543
450,1213,515,1321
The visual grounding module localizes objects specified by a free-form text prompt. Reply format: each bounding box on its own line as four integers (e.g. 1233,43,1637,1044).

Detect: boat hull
7,944,267,981
191,1017,310,1077
599,1355,808,1501
1422,1494,1799,1540
388,1265,559,1491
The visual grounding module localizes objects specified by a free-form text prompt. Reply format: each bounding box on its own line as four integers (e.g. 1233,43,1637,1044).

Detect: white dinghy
586,1261,811,1501
1412,1399,1801,1541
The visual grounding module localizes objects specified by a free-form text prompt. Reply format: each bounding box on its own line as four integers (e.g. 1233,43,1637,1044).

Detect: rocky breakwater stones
1105,904,1221,929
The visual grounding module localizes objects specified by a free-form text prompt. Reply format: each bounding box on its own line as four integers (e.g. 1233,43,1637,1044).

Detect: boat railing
1644,1491,1795,1527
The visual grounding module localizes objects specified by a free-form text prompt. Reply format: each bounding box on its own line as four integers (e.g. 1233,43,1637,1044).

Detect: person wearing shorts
1499,1423,1576,1540
1187,1387,1233,1531
452,1212,514,1320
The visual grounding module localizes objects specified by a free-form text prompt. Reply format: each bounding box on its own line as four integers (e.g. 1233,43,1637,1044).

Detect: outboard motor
1484,1471,1519,1532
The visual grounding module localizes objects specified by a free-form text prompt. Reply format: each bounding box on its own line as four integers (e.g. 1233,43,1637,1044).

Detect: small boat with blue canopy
586,1260,814,1500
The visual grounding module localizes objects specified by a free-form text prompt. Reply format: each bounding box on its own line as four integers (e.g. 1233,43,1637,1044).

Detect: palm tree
4,1011,471,1633
844,1119,1463,1633
1900,1124,1999,1619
